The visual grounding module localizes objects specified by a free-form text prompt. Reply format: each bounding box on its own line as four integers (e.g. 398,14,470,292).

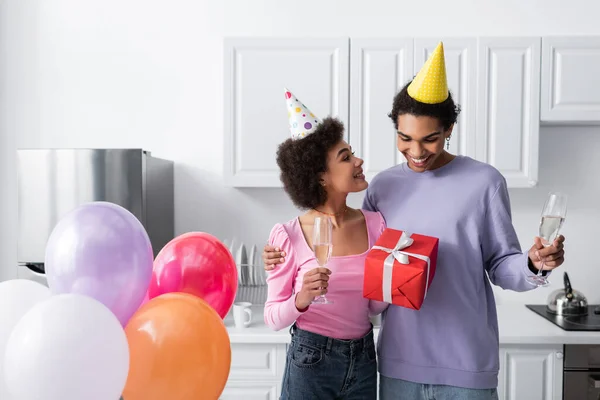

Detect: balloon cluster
0,201,238,400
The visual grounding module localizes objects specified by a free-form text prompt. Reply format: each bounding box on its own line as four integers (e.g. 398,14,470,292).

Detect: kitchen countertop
224,303,600,345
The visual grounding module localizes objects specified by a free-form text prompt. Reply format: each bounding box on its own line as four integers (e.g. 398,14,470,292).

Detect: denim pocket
290,342,323,368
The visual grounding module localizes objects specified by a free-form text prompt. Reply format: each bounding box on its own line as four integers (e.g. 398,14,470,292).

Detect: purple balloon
45,201,153,326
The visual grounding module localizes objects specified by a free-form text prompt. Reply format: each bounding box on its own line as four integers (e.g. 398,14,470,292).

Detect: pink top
264,210,389,339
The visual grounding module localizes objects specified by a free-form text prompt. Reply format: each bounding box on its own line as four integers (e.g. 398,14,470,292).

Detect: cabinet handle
556,352,563,359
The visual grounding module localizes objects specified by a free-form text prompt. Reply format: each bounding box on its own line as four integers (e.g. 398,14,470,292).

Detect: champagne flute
526,192,568,287
312,216,333,304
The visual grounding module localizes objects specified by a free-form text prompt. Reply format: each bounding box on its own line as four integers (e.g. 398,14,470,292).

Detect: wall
0,0,14,283
1,0,599,305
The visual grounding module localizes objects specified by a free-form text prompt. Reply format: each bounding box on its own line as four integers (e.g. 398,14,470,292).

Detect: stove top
526,304,600,331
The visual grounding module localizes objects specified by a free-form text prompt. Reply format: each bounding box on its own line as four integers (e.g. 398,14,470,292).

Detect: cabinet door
228,343,286,380
541,36,600,123
220,381,279,400
349,38,413,182
414,38,477,158
224,38,350,187
498,344,563,400
476,37,541,188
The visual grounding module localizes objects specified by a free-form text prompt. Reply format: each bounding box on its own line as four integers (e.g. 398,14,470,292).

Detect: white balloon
4,293,129,400
0,279,51,399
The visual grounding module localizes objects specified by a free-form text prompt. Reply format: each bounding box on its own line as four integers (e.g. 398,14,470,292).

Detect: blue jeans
281,324,377,400
380,375,499,400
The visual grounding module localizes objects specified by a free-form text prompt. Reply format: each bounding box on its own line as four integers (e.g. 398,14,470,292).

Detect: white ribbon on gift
372,231,432,304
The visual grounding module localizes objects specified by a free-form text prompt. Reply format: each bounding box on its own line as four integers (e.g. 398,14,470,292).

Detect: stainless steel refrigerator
16,148,174,285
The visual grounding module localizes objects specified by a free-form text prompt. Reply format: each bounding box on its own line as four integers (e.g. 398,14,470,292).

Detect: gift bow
372,231,431,304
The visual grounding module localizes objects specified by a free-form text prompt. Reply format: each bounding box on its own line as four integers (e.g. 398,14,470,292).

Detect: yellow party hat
407,42,448,104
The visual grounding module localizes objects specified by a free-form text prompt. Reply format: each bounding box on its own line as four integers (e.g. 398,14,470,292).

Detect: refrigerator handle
23,263,45,275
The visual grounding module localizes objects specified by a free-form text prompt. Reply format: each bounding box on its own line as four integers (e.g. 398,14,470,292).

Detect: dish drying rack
222,239,268,305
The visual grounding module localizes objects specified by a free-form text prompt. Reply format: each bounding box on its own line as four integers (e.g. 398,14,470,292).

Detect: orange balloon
122,293,231,400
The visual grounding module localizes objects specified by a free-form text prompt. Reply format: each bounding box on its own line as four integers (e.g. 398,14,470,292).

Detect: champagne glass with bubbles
312,216,333,304
526,192,568,287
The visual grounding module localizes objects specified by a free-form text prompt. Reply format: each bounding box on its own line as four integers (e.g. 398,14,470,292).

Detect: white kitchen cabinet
414,38,478,158
224,36,542,188
348,38,478,183
349,38,414,182
221,343,287,399
475,37,541,188
220,381,279,400
497,344,563,400
223,37,350,187
350,36,536,188
541,36,600,124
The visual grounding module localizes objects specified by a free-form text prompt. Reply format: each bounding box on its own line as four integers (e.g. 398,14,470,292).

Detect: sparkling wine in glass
312,216,333,304
526,192,567,287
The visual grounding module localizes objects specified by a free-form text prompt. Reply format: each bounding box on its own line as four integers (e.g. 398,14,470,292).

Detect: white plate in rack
236,243,248,286
248,245,257,285
255,247,266,285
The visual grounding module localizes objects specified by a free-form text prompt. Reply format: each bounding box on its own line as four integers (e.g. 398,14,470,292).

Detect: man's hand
528,235,565,272
263,244,286,271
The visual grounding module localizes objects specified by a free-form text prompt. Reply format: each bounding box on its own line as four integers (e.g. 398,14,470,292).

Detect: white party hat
284,88,321,140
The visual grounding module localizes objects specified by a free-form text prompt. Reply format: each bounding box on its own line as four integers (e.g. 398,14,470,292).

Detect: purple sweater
363,156,538,389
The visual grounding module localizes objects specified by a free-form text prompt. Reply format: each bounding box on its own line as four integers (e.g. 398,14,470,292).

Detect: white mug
233,302,252,328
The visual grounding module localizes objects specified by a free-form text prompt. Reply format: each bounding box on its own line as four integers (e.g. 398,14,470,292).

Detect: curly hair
388,80,461,131
276,117,345,210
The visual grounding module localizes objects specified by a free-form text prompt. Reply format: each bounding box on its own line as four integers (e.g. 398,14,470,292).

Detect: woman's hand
528,235,565,272
263,244,286,271
295,267,331,310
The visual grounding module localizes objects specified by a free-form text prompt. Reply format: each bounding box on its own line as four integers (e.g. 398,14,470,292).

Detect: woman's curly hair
276,117,345,210
388,80,461,131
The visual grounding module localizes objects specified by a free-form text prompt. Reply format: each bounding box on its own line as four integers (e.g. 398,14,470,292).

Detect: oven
564,344,600,400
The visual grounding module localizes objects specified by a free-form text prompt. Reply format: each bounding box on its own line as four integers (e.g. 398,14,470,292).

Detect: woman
265,44,566,400
264,89,387,400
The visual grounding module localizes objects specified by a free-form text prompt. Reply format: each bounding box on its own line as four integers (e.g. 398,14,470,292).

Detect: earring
446,136,451,150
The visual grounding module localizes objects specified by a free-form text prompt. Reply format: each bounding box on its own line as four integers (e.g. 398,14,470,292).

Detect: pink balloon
149,232,238,319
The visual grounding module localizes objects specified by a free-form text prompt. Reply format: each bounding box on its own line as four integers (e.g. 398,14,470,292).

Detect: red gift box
363,228,439,310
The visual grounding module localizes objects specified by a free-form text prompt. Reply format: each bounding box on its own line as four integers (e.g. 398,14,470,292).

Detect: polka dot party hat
407,42,449,104
284,88,321,140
